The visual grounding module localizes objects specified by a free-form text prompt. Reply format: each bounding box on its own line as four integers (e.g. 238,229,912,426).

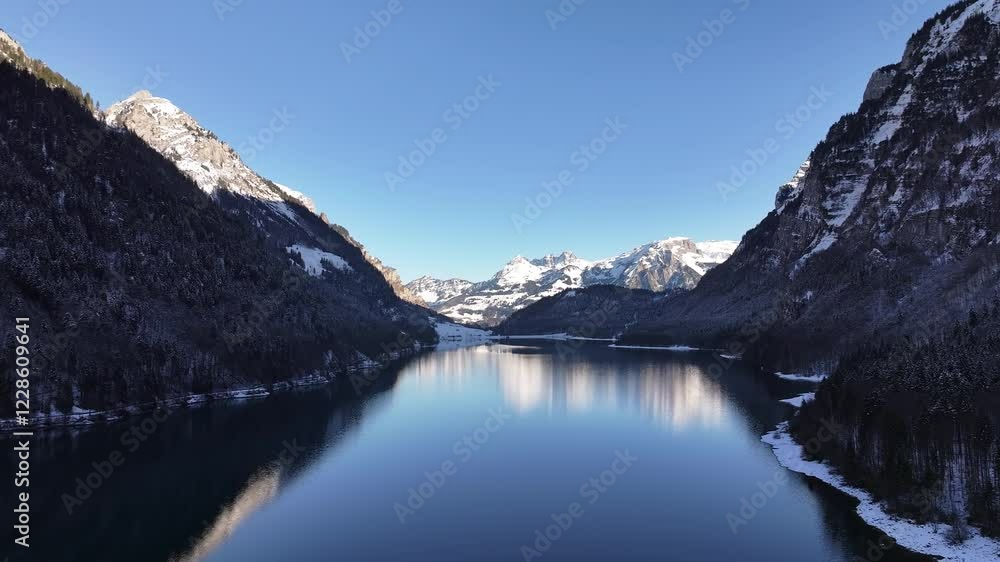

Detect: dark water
3,342,931,562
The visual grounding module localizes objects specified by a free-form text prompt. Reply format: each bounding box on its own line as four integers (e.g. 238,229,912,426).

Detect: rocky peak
105,91,426,305
0,29,23,56
774,160,811,210
531,251,589,270
494,255,545,286
862,66,898,103
105,92,263,199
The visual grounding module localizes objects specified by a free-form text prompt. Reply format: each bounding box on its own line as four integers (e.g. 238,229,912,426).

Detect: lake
2,342,931,562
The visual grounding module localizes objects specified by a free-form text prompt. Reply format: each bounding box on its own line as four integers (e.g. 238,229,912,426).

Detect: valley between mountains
1,1,1000,559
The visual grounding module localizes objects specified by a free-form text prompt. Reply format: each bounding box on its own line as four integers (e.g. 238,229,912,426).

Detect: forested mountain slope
0,45,434,419
794,303,1000,538
497,285,664,338
103,90,426,307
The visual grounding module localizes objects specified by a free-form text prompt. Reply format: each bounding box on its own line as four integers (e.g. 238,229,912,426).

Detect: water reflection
408,343,726,430
0,357,415,562
171,466,281,562
1,344,936,562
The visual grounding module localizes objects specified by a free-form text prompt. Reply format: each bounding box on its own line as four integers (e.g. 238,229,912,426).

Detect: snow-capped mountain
104,91,424,304
407,238,737,326
583,238,736,288
633,0,1000,370
407,277,475,306
106,91,297,206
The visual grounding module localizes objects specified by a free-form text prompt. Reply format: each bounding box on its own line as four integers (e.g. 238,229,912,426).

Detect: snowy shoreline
764,371,1000,560
4,322,496,431
491,333,617,342
0,346,431,432
778,392,815,408
762,422,1000,562
608,343,706,351
0,371,337,432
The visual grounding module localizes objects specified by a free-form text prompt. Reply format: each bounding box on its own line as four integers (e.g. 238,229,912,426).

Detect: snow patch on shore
775,372,828,383
493,334,616,342
432,320,491,350
609,344,701,351
433,320,490,340
780,392,815,408
763,422,1000,562
2,372,336,430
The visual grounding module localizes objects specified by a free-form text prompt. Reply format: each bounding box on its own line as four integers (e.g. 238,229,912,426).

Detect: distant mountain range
407,238,736,326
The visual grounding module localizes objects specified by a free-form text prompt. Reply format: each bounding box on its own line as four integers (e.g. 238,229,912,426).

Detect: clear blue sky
2,0,953,281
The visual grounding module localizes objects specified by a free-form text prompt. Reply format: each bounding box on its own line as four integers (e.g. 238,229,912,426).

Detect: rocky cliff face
774,160,811,210
408,238,736,326
631,0,1000,371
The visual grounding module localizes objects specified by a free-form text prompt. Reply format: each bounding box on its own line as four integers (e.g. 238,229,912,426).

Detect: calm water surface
4,342,931,562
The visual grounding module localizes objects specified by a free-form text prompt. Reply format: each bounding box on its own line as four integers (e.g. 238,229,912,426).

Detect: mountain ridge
626,0,1000,371
408,237,736,326
103,89,426,305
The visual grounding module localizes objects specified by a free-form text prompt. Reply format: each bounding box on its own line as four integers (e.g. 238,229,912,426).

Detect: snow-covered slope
408,238,736,326
105,91,305,219
584,238,737,285
407,276,475,305
635,0,1000,370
